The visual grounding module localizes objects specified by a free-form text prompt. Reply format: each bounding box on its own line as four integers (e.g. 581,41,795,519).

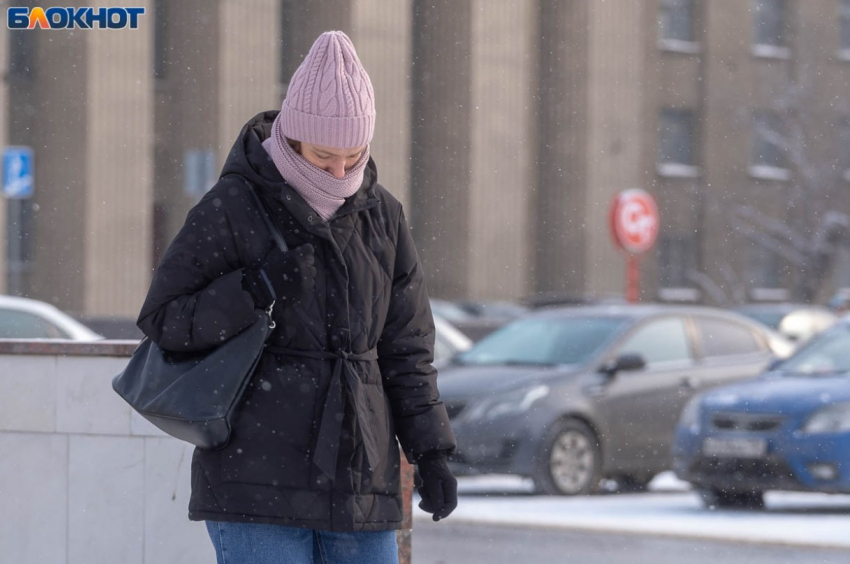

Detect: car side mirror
766,356,784,372
599,352,647,377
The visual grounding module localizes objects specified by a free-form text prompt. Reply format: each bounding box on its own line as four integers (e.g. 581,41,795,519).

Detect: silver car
0,295,103,340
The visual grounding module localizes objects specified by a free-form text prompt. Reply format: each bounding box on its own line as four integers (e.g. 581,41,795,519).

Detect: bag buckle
266,300,276,329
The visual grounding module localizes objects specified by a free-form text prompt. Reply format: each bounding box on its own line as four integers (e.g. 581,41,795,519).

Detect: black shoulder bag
112,180,287,449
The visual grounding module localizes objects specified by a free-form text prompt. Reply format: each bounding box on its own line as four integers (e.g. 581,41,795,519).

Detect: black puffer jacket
137,111,456,532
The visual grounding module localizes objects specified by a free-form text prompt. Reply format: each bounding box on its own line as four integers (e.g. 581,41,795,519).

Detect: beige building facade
1,0,849,322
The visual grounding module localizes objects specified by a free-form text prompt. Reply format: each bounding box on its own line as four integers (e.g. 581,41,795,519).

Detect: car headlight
466,385,550,421
678,397,702,432
803,402,850,434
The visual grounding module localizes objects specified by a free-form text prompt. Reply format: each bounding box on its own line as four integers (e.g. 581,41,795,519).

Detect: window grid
659,0,695,43
750,111,786,170
753,0,787,48
658,234,698,288
659,109,696,166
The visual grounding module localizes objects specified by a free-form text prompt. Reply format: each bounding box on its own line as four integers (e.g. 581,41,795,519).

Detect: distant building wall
217,0,280,168
584,0,647,299
4,1,850,315
352,0,413,209
534,0,591,299
468,0,535,301
410,0,473,299
84,0,154,317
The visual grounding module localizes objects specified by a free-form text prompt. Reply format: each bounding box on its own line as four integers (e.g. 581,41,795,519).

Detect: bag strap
228,175,289,253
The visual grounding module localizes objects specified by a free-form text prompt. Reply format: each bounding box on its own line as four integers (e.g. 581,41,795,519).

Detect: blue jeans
205,521,399,564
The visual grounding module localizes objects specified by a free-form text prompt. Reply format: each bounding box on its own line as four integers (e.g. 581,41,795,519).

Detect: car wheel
534,419,602,496
698,488,765,510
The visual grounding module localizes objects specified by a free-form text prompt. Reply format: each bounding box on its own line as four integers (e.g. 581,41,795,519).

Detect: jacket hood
220,111,378,211
700,373,850,417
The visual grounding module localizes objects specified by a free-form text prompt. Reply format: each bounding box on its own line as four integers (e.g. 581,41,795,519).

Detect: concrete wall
0,343,212,564
0,342,412,564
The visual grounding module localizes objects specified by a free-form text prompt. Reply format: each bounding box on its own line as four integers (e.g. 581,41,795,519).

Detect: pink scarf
262,116,370,221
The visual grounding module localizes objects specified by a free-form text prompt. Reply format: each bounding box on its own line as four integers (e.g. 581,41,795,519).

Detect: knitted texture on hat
262,131,370,222
280,30,375,148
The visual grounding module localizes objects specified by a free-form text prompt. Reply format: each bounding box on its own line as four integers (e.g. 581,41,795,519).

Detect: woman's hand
416,453,458,522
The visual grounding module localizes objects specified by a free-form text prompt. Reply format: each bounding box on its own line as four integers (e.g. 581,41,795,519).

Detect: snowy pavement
413,473,850,549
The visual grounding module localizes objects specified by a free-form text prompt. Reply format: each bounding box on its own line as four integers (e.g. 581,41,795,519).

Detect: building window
834,248,850,288
749,111,788,179
658,234,697,289
154,0,168,79
658,109,698,176
841,0,850,56
752,0,789,57
746,242,782,296
659,0,697,51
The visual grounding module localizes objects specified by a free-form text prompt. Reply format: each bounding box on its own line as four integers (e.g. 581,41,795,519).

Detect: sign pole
626,254,640,303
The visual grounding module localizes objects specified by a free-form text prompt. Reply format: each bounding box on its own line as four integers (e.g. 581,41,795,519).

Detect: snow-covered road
413,473,850,549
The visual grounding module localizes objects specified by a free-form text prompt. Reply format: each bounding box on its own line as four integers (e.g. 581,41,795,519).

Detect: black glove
415,453,458,522
243,243,317,307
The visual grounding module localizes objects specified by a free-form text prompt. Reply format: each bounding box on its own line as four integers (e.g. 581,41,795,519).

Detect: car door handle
680,376,699,390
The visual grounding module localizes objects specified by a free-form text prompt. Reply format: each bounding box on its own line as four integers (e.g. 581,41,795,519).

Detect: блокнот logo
7,7,145,29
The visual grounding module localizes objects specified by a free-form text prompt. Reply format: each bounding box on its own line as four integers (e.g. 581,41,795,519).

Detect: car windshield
456,316,629,366
778,325,850,376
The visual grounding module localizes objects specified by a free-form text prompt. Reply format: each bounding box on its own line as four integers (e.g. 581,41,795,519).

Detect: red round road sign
610,189,659,254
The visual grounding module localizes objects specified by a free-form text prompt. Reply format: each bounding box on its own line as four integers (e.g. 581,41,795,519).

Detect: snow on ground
414,473,850,549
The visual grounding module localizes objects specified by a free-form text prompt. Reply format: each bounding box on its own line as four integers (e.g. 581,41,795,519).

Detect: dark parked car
439,305,792,495
673,318,850,509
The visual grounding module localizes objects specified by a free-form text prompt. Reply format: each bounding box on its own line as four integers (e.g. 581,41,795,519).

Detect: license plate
702,437,767,459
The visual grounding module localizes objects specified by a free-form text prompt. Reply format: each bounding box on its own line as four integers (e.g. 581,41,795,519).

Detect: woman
137,31,457,563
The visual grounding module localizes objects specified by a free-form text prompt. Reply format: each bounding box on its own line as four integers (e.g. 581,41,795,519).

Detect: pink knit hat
279,31,375,149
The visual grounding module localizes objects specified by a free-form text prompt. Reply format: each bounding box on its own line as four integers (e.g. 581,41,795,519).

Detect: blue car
673,318,850,509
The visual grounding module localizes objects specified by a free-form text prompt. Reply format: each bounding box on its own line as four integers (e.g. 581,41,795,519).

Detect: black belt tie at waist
266,346,380,480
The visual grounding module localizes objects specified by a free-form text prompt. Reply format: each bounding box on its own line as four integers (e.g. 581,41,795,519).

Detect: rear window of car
618,316,692,364
695,317,764,358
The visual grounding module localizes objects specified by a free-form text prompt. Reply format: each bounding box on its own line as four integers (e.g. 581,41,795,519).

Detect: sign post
2,146,35,296
609,189,659,303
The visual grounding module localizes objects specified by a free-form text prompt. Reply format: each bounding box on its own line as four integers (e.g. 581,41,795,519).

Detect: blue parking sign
3,147,34,199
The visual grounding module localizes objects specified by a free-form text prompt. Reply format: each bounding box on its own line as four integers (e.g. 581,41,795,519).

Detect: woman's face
295,142,367,179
